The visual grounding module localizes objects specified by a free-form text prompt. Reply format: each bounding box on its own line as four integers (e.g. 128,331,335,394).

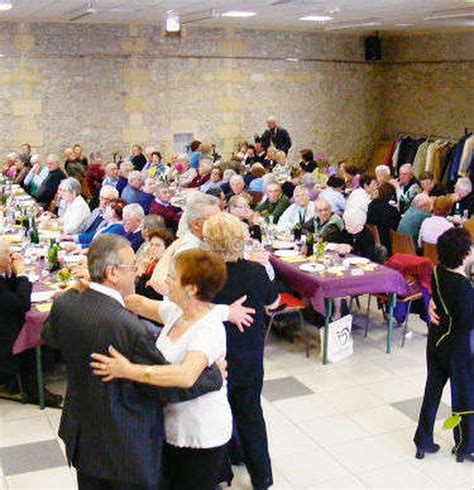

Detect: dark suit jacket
260,127,292,154
36,168,66,209
43,288,222,487
0,275,32,375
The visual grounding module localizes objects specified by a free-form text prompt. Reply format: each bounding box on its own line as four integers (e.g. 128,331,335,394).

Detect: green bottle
48,239,60,271
305,232,314,257
29,216,40,244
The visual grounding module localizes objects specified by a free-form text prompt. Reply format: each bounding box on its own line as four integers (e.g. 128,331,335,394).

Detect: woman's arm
124,294,164,324
91,346,208,388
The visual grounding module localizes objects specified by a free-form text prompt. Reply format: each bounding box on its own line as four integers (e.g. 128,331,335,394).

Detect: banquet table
269,252,409,364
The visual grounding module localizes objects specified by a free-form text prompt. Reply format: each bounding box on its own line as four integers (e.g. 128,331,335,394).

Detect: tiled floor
1,300,473,489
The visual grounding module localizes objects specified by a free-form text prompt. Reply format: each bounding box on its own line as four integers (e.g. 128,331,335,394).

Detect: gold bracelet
143,365,157,383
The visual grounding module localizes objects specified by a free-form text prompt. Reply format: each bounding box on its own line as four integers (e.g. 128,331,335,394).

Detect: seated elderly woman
200,166,223,193
225,174,246,200
24,155,49,198
276,186,316,233
190,160,212,188
116,161,134,195
272,150,292,183
303,198,344,240
135,228,175,299
3,152,18,179
58,177,91,234
11,157,29,186
330,208,376,261
418,195,453,247
203,213,279,490
177,156,198,188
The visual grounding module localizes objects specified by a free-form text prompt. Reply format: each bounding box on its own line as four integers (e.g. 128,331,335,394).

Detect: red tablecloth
270,255,409,315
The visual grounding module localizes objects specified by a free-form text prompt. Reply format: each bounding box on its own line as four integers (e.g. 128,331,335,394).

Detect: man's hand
228,295,255,333
429,298,440,326
215,356,228,380
335,243,352,256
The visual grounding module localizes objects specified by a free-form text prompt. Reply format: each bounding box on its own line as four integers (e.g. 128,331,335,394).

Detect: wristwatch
143,365,157,383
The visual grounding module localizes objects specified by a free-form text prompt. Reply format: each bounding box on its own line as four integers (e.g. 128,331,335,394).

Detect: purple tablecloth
270,255,409,315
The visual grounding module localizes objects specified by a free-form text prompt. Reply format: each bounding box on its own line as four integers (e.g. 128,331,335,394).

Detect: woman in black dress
203,213,280,490
414,227,474,462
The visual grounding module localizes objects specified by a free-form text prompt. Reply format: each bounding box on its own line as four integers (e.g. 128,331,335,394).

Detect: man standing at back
43,235,223,490
259,116,292,155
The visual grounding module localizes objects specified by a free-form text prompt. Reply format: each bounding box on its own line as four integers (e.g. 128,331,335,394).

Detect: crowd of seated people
0,117,473,488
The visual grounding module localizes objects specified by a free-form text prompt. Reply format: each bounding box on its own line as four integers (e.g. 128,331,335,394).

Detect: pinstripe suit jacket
43,288,222,487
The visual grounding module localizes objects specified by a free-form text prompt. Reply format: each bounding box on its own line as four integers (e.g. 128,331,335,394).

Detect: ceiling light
285,57,299,61
325,21,381,30
300,15,333,22
0,1,12,11
424,6,474,21
165,12,181,33
221,11,256,18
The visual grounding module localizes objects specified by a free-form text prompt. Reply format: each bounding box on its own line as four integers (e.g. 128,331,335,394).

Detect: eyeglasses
116,264,138,272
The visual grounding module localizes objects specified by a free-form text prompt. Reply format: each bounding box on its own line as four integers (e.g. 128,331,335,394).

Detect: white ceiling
0,0,473,32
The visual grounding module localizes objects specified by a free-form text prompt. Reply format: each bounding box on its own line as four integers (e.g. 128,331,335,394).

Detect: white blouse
156,301,232,449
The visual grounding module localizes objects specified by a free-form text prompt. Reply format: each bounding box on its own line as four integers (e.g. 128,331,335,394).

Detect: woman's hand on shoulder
90,346,132,382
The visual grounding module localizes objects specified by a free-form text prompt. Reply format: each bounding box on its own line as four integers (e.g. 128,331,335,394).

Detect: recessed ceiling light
285,57,299,61
325,21,381,30
300,15,333,22
221,11,256,18
0,1,12,11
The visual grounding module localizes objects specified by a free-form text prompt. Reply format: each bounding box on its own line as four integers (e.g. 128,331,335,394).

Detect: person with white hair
150,193,221,290
116,161,134,195
396,163,421,212
122,203,146,251
375,164,392,183
256,182,290,224
226,174,246,200
272,150,292,184
24,155,48,197
398,193,432,247
453,177,473,218
121,170,153,213
57,177,91,234
177,156,198,188
189,159,213,188
3,152,18,179
102,162,119,188
36,154,67,209
259,116,292,155
303,198,344,240
276,186,316,232
79,185,119,234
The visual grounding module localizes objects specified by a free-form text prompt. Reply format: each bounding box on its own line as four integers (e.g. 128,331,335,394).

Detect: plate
343,257,370,266
274,249,300,258
272,240,295,250
299,263,325,273
27,274,39,283
327,266,346,274
31,291,56,303
325,242,338,251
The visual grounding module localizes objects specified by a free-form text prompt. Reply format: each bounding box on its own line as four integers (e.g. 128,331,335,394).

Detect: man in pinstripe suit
43,235,231,490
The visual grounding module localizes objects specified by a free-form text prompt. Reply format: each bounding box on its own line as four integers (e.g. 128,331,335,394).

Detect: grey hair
222,169,236,182
375,164,391,178
143,214,165,233
301,173,316,188
262,173,277,189
199,160,213,173
399,163,413,174
343,208,367,228
61,177,81,195
87,235,131,283
105,162,118,171
128,170,144,184
293,185,309,197
185,193,220,228
455,177,472,195
120,161,134,172
99,186,119,199
123,203,145,221
144,145,156,155
30,154,40,165
230,174,245,185
46,154,59,164
7,152,17,160
412,193,431,210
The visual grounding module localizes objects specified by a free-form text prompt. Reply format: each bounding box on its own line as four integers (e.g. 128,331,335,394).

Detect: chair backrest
464,219,474,242
422,241,439,265
367,224,381,246
390,229,417,256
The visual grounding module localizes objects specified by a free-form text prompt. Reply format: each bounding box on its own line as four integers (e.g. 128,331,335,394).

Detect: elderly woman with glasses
58,177,91,234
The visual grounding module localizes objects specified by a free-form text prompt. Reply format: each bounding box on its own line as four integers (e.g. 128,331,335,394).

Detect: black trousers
162,442,226,490
77,472,155,490
228,381,273,489
414,336,474,455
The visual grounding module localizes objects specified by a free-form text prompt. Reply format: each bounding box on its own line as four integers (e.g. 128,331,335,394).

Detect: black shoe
415,443,440,460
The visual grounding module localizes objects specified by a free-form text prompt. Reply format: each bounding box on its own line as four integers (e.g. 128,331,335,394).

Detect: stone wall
0,22,383,165
381,31,474,142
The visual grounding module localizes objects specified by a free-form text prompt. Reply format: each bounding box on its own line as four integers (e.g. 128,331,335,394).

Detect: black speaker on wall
365,34,382,61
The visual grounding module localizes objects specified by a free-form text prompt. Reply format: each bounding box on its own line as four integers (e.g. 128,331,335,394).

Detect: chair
367,224,381,246
422,241,439,265
390,230,417,256
265,292,310,357
464,219,474,242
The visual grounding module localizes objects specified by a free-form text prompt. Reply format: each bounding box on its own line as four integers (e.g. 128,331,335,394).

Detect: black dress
212,259,279,489
414,266,474,459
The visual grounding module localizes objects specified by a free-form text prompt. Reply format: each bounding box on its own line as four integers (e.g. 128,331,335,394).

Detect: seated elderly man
398,193,432,248
277,186,316,232
303,198,344,240
58,177,91,234
319,176,346,215
36,154,66,209
123,203,146,251
256,182,290,224
396,163,421,213
121,170,152,212
452,177,473,218
149,183,183,231
226,174,246,200
78,185,119,234
102,162,119,188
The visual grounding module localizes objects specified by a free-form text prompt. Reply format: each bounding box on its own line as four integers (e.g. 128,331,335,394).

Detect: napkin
36,303,52,313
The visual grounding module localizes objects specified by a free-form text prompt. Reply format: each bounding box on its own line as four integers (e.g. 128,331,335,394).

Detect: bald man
258,116,292,155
